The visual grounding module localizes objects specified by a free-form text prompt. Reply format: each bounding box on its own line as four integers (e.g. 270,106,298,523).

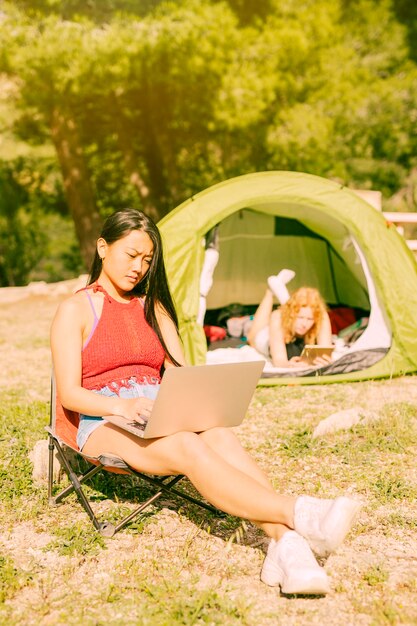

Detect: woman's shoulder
55,289,102,318
53,291,82,319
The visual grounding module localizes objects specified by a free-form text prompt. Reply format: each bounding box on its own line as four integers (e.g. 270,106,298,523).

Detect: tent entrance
202,207,391,360
205,208,370,310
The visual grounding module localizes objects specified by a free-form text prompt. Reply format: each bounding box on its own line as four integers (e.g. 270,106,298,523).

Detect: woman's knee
167,431,211,470
201,426,236,444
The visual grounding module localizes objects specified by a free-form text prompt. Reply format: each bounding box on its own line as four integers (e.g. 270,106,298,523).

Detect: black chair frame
47,383,221,537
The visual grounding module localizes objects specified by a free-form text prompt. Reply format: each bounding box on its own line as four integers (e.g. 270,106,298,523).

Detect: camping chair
46,376,220,537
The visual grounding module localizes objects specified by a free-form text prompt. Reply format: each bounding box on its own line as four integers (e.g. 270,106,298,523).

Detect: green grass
362,564,389,587
252,401,417,505
1,381,417,625
383,512,417,530
0,554,32,603
0,401,49,515
45,523,107,557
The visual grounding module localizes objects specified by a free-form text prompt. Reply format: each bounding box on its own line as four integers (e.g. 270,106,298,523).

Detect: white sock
199,248,219,296
197,248,220,326
267,269,296,304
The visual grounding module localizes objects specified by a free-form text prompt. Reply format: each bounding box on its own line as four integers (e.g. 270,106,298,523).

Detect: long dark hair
88,208,181,367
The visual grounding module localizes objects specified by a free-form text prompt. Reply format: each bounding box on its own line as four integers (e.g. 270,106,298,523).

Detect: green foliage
30,212,84,282
0,158,81,285
0,162,37,285
390,0,417,61
0,0,416,283
13,0,168,21
0,209,47,287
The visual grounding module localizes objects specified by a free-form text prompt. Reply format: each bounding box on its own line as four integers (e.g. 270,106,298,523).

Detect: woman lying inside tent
205,270,388,376
246,270,333,368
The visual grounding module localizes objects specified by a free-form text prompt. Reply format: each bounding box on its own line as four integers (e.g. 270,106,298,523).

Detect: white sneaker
260,530,330,595
294,496,362,558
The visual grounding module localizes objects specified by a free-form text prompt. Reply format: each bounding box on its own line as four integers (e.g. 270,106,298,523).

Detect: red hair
280,287,327,344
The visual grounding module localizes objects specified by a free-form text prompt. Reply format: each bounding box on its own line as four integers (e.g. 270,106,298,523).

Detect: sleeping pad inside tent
158,171,417,384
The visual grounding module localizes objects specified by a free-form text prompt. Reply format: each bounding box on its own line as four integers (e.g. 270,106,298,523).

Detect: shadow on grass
52,453,246,543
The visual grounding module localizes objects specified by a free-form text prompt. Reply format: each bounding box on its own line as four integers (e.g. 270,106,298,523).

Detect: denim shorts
77,378,160,451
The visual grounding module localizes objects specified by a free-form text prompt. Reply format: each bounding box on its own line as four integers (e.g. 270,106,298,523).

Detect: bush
0,157,83,286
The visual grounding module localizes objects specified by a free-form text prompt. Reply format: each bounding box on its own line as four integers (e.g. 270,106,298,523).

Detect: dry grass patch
1,291,417,625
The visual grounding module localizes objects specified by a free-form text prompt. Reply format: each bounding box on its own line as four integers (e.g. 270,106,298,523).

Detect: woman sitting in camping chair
247,270,333,368
51,208,360,596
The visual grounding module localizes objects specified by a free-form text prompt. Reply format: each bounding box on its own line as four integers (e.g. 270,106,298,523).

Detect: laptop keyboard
126,419,147,433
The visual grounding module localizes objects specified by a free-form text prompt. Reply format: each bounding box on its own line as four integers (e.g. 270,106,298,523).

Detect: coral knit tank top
81,284,165,392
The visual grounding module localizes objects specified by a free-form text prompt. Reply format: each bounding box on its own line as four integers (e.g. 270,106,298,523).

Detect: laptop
104,360,264,439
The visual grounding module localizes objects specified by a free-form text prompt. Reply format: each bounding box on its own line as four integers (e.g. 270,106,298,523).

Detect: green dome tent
158,171,417,384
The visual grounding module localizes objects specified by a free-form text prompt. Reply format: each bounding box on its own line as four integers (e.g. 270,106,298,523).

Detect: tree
0,162,48,285
0,13,104,266
0,2,243,264
1,0,416,281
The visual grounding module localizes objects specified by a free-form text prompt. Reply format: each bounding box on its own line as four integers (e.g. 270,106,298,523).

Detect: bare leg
247,289,274,345
199,427,291,540
83,424,295,539
199,427,274,490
